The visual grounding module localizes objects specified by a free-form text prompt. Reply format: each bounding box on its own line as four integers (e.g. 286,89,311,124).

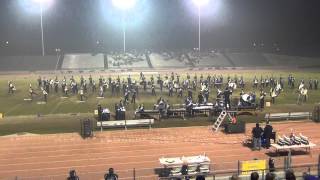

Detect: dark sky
1,0,320,56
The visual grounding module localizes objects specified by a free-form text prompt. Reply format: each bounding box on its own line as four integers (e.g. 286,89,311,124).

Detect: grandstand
0,52,319,72
188,52,233,67
61,53,105,70
263,53,320,68
225,52,272,67
107,53,150,69
149,52,189,68
0,56,58,71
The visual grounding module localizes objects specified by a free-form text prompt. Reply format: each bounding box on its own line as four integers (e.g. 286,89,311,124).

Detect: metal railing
10,155,320,180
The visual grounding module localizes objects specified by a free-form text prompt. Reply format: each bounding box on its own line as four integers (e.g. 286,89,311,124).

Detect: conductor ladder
212,110,233,132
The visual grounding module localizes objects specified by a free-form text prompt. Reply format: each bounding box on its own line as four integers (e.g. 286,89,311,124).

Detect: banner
241,160,266,175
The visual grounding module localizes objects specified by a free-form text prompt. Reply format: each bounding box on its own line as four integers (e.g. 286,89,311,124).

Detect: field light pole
112,0,136,53
40,3,45,56
32,0,50,56
122,13,126,53
193,0,209,57
198,5,201,54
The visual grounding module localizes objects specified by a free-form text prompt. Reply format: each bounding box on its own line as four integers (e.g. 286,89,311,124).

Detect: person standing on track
263,121,273,149
104,168,118,180
67,170,79,180
252,123,263,151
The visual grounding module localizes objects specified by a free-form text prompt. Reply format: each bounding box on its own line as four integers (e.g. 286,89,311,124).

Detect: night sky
0,0,320,56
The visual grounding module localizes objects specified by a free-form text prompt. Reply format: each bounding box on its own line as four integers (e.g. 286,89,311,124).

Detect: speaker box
224,121,245,134
101,112,110,121
313,105,320,122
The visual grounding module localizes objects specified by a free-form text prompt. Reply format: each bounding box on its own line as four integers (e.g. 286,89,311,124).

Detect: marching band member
42,87,48,102
29,87,37,100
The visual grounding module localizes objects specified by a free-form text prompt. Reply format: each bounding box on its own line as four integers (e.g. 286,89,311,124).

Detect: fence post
284,156,288,171
288,150,292,170
318,154,320,178
133,168,136,180
237,160,240,175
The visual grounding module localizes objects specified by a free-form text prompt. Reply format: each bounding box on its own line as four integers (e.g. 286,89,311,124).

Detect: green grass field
0,69,319,135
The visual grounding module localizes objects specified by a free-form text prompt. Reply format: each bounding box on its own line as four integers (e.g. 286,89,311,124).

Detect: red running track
0,121,319,180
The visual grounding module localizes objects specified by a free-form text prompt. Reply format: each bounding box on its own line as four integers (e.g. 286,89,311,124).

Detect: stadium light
112,0,136,10
193,0,210,56
31,0,53,56
193,0,209,7
112,0,137,53
32,0,51,3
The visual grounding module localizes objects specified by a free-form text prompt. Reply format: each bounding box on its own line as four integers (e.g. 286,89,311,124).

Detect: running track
0,121,319,180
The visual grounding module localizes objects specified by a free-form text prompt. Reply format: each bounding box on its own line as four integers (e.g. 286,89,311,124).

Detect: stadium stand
107,52,149,69
225,52,272,67
1,52,320,71
188,52,233,67
56,54,64,70
0,56,57,71
149,52,189,68
222,52,236,67
263,53,320,68
61,53,105,70
145,53,153,68
103,54,108,69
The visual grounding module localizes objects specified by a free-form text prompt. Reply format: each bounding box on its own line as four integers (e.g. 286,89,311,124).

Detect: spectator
104,168,119,180
268,158,275,172
285,170,296,180
263,121,273,149
230,174,240,180
180,164,190,180
265,172,275,180
196,175,205,180
97,104,102,121
303,172,318,180
67,170,79,180
250,172,259,180
252,123,263,150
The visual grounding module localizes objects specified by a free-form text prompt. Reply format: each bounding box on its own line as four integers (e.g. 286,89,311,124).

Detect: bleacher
225,52,272,67
0,56,57,71
107,53,149,69
188,52,232,67
61,53,105,70
263,53,320,68
1,52,320,72
149,53,187,68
